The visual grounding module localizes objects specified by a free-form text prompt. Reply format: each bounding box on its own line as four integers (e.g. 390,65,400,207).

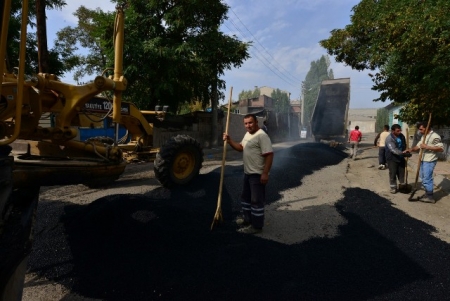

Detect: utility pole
301,82,305,127
288,92,291,138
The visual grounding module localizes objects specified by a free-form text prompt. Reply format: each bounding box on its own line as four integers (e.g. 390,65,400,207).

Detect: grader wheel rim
172,150,196,180
154,134,203,187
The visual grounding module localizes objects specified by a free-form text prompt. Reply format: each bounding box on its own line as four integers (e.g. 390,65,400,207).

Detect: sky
45,0,387,109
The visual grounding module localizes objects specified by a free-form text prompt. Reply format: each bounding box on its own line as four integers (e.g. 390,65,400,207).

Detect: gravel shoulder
344,137,450,243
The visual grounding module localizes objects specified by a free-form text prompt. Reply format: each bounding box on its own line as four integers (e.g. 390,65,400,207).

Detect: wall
238,95,274,114
153,111,223,148
224,113,264,142
348,120,376,133
153,110,297,149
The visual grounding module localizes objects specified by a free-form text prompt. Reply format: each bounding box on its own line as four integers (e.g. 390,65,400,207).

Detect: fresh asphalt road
23,141,450,300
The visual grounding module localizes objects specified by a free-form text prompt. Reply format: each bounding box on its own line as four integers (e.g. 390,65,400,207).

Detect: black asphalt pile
26,143,450,300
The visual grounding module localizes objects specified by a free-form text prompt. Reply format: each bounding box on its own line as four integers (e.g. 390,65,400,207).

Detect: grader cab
0,1,203,299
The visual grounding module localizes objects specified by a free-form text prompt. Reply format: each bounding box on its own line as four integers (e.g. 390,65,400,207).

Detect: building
237,95,274,115
347,108,377,133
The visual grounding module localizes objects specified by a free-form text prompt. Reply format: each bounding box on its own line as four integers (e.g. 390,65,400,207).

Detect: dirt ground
21,135,450,300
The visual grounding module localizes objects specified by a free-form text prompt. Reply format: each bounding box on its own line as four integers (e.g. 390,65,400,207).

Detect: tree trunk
211,78,218,147
36,0,49,73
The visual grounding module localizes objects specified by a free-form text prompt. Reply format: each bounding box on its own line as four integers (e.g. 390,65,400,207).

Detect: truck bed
310,78,350,142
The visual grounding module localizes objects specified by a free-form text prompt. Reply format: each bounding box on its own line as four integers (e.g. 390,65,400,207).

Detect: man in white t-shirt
223,114,274,234
374,124,390,169
407,122,444,203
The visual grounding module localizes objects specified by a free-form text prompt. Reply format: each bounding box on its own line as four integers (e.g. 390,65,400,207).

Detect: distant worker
261,120,268,134
348,125,362,160
406,122,444,203
374,124,390,169
385,124,411,194
223,114,274,234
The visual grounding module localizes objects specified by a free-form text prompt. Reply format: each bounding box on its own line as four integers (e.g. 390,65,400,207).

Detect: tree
36,0,49,72
56,1,249,115
375,108,389,133
271,88,290,131
271,89,290,113
53,6,113,82
238,87,260,100
6,0,67,75
320,0,450,126
302,55,334,130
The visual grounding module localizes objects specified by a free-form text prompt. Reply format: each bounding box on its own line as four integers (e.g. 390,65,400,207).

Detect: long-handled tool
409,113,432,201
399,128,412,193
211,87,233,230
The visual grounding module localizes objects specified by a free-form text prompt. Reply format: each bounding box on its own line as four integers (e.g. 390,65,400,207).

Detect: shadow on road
26,143,450,300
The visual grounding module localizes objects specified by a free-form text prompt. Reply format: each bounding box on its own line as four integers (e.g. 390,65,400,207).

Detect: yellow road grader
0,1,203,299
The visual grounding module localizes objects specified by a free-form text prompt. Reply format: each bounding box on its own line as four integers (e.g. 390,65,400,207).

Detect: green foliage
177,99,205,114
6,0,67,75
53,6,114,82
56,0,250,112
375,107,389,133
238,87,260,100
271,88,290,114
320,0,450,126
302,55,334,128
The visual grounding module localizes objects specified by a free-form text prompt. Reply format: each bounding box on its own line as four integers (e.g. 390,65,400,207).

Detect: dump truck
310,78,350,143
0,2,203,299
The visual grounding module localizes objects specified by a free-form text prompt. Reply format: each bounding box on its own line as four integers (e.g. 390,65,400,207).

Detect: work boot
390,188,397,194
419,193,435,204
237,225,262,234
235,217,250,227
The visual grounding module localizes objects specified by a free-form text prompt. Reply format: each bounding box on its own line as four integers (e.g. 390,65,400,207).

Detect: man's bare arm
260,153,274,184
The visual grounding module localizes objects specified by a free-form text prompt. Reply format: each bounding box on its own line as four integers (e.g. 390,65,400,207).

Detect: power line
228,7,303,84
222,23,295,86
224,19,299,88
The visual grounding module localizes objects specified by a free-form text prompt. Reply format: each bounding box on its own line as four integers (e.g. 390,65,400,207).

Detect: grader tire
0,184,39,301
154,135,203,188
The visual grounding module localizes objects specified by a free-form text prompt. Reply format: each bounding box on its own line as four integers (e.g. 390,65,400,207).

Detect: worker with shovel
406,122,444,203
223,114,274,234
385,124,412,194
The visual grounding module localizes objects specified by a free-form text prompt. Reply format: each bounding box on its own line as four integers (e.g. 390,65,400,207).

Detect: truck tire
0,179,39,301
154,135,203,188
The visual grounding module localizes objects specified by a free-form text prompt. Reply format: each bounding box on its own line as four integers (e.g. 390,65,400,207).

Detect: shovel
408,113,432,201
399,128,412,193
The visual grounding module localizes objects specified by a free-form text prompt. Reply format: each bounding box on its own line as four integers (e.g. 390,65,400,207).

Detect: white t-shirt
241,129,273,174
415,131,444,162
379,131,390,147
